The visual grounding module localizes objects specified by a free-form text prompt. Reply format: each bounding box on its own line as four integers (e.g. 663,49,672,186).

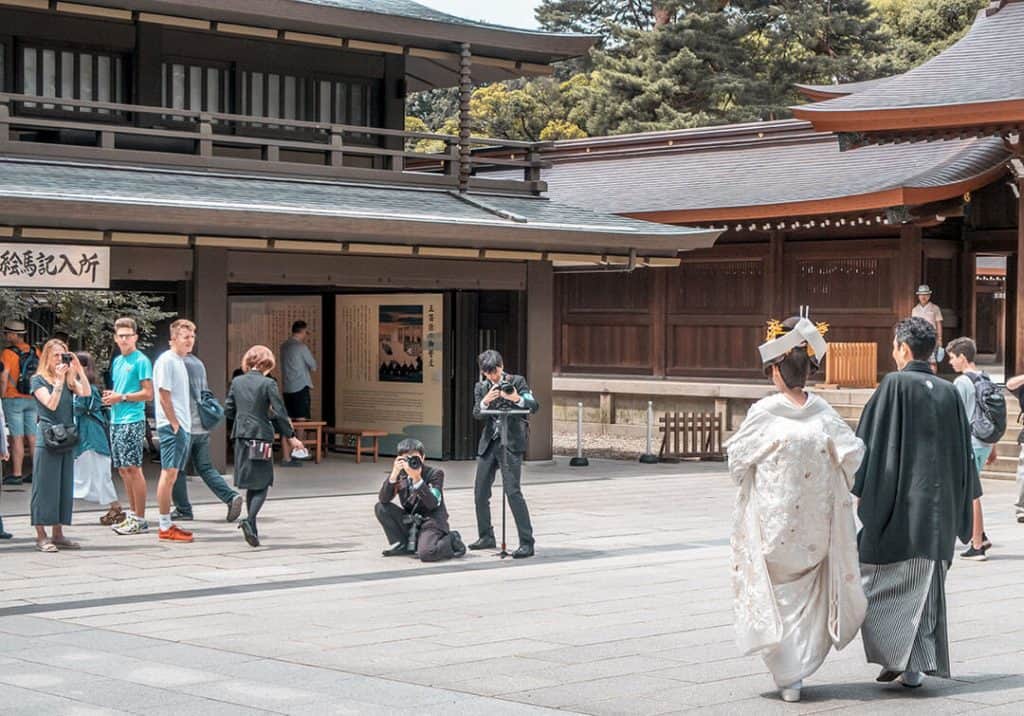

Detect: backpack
967,372,1006,444
6,346,39,396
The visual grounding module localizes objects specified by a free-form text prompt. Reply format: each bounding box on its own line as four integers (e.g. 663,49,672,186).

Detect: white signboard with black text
0,244,110,289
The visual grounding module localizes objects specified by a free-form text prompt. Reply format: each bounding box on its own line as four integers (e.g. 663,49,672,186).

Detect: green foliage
0,289,174,374
407,0,982,139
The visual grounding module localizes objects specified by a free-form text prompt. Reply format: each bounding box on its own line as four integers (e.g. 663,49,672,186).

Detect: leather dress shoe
382,543,412,557
0,531,12,540
238,519,260,547
449,530,467,558
513,544,534,559
468,536,496,550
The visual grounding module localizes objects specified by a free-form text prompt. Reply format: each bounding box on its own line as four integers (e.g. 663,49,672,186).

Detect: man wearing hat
0,320,40,486
911,285,943,371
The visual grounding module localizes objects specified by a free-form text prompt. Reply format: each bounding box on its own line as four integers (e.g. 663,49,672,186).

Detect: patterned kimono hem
860,558,951,679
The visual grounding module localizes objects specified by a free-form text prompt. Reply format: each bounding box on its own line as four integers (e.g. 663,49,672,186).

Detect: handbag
42,422,79,453
197,389,225,430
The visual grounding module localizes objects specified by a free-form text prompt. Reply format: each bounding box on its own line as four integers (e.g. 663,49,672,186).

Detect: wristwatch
120,394,127,403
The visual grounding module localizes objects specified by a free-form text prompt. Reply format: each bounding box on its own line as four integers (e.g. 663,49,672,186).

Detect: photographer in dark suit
375,438,466,561
468,350,539,558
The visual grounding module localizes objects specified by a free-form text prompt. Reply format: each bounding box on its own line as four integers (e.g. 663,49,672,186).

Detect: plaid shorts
110,421,145,468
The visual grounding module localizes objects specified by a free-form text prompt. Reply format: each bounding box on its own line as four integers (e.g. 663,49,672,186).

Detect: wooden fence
658,412,725,461
823,342,878,388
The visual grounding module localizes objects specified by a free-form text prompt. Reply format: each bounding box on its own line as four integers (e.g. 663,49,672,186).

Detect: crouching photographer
375,438,466,561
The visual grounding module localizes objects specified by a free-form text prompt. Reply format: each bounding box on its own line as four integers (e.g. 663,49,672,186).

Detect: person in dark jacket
375,438,465,561
853,317,981,688
468,350,540,559
224,345,302,547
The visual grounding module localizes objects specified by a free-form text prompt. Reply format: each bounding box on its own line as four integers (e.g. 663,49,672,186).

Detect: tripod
479,407,530,559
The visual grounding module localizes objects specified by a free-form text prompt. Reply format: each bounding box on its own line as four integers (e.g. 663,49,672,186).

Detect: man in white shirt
911,285,943,371
279,320,317,467
947,336,994,561
153,319,196,543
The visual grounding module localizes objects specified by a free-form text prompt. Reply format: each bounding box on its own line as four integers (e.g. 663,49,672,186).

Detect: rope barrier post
639,400,659,464
569,401,589,467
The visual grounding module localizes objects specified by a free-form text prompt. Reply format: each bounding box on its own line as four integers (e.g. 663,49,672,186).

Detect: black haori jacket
853,360,982,564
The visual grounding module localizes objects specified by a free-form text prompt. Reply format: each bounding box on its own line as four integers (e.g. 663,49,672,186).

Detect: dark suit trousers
474,439,534,546
374,502,455,562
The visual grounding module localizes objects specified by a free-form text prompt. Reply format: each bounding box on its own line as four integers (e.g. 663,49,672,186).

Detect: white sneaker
113,516,144,535
780,680,802,702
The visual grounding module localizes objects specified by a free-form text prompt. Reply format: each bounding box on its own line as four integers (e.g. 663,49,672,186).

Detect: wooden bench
658,411,725,462
327,427,388,464
289,420,326,464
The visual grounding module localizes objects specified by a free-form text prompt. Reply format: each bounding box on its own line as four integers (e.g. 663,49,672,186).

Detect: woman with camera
30,339,91,552
224,345,302,547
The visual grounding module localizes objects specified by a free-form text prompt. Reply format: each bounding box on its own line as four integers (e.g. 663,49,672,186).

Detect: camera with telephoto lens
403,513,424,552
60,353,74,365
497,380,516,395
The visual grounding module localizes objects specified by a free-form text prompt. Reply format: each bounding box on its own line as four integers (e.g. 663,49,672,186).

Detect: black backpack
6,346,39,396
967,372,1006,444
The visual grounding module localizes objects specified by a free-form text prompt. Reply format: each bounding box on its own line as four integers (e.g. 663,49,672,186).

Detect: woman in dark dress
224,345,302,547
31,339,91,552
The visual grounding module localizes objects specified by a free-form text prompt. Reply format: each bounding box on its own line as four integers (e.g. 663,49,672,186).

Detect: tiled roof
292,0,561,35
533,120,1009,221
0,158,717,254
794,76,896,100
793,2,1024,126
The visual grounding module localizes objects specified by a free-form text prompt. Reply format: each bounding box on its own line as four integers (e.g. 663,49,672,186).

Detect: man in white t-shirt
947,336,993,562
153,319,196,543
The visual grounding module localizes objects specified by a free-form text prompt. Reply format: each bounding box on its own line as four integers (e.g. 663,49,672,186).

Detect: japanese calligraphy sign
0,244,110,288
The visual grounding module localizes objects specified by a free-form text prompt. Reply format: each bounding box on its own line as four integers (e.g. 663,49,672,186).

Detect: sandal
51,538,81,550
100,508,126,526
35,540,58,553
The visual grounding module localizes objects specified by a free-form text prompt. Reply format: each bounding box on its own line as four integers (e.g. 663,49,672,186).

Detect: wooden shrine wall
555,236,961,379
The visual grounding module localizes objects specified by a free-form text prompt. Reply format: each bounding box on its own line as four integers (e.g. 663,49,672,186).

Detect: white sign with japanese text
0,244,110,289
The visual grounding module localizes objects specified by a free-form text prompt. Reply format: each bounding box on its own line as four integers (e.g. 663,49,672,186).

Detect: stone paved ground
0,459,1022,715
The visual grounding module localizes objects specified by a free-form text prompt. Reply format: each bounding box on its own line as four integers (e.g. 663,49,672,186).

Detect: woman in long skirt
224,345,302,547
72,352,122,524
31,339,91,552
727,316,867,702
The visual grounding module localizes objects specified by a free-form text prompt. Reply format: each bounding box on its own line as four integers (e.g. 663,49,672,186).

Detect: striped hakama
859,558,950,678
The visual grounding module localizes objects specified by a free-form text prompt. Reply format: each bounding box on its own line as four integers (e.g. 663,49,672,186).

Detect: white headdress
758,306,830,367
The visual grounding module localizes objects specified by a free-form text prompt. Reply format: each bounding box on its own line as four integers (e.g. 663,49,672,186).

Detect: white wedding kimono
727,392,867,687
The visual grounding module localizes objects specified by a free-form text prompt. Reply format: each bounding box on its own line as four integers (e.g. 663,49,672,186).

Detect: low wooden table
327,427,387,464
290,420,326,464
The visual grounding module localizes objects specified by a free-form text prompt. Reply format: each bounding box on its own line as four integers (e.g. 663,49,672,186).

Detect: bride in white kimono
726,315,867,702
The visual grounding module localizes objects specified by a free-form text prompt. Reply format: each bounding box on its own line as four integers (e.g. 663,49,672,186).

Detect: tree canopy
407,0,985,141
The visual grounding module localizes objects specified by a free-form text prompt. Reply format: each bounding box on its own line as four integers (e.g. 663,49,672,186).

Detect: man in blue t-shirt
102,317,153,535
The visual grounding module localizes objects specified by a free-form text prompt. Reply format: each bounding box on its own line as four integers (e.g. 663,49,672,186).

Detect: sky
418,0,542,29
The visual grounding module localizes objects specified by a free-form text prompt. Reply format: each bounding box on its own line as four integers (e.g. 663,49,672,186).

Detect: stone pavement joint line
0,464,1021,715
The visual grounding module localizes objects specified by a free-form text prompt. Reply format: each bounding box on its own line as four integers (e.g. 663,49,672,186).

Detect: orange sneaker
159,525,194,542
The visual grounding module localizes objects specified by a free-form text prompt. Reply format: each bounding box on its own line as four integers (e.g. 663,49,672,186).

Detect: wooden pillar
897,224,923,319
194,247,229,470
961,247,977,342
526,261,553,461
651,268,667,377
1015,177,1024,376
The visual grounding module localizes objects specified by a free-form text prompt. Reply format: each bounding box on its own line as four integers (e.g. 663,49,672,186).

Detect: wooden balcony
0,93,549,195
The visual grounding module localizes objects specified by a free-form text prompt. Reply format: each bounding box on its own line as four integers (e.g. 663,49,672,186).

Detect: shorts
110,421,146,468
972,445,993,474
283,387,311,419
157,425,191,472
2,397,37,437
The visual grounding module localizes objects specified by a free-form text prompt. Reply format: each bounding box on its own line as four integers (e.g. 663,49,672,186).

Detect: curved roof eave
101,0,597,62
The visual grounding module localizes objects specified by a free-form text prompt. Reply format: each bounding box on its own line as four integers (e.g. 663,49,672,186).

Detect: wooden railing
0,93,549,194
658,411,726,461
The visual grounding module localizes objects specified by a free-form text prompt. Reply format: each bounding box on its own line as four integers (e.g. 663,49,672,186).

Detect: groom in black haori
853,317,981,688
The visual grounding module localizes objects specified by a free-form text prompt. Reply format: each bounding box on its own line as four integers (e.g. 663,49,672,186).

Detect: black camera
497,380,516,395
404,454,423,470
60,353,74,365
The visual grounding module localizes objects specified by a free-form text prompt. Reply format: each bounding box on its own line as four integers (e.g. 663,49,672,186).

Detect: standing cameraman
375,438,466,561
469,350,539,558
